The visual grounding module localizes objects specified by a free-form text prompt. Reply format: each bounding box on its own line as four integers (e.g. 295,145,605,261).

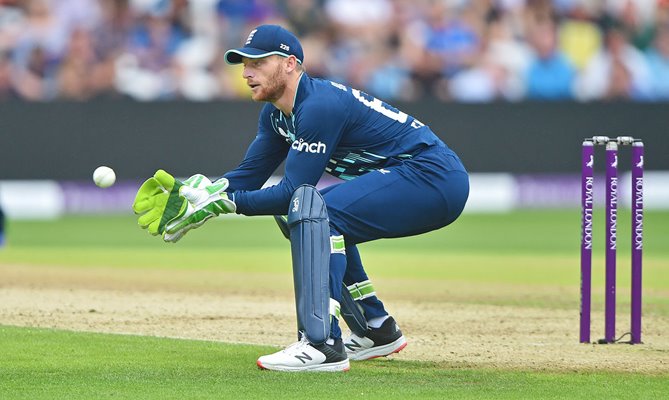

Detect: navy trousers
321,145,469,336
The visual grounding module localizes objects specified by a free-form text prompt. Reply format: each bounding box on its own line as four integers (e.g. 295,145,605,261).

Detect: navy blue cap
224,25,304,65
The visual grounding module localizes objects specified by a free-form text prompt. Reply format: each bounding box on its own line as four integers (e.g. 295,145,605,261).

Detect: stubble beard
253,63,286,103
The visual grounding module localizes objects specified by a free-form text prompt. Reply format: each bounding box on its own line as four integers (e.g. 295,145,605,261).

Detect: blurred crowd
1,0,668,102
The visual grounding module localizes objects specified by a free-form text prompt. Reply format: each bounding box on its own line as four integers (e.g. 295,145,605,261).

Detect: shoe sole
256,359,350,372
347,336,407,361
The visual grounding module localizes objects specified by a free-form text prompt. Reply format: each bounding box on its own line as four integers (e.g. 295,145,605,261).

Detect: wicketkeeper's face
241,55,290,103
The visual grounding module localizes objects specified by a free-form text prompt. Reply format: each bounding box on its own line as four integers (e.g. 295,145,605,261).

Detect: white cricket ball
93,166,116,188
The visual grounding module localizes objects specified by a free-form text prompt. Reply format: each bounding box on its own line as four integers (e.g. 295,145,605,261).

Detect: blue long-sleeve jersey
224,73,448,215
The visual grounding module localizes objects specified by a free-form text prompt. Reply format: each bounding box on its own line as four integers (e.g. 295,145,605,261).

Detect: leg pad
288,185,330,344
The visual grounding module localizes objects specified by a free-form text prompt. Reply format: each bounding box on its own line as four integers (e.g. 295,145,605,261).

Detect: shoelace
281,336,311,354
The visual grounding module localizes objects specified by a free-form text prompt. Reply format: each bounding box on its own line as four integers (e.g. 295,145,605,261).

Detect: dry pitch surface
1,264,668,373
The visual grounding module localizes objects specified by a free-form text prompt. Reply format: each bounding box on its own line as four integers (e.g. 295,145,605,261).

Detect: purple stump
580,140,594,343
631,141,644,343
604,140,618,343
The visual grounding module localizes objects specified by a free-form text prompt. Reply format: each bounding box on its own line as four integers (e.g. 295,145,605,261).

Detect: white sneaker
344,316,407,361
257,337,350,372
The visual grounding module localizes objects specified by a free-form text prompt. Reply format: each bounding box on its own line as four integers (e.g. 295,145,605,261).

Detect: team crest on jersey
277,127,291,139
271,111,296,143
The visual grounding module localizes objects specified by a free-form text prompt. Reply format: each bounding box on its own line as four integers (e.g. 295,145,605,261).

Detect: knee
321,193,346,235
326,205,349,242
287,185,327,225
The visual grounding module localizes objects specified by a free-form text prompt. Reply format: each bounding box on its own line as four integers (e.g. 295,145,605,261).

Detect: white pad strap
330,235,345,254
329,298,341,319
347,280,376,301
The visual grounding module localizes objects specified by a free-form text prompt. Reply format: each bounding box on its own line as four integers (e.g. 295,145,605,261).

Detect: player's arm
132,106,286,242
224,104,288,191
156,125,288,241
223,132,287,191
232,101,347,215
162,128,287,241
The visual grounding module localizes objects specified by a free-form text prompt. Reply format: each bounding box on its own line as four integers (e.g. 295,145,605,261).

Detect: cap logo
245,29,257,45
280,43,290,51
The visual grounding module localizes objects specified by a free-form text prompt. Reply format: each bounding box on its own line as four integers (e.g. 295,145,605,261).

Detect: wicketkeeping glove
163,178,236,243
132,169,186,236
132,170,226,238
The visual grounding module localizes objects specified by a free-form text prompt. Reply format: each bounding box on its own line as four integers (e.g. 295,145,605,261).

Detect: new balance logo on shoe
344,316,407,361
294,352,313,364
344,339,362,352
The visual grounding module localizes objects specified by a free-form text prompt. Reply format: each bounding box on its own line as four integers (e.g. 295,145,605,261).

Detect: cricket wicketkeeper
132,25,469,372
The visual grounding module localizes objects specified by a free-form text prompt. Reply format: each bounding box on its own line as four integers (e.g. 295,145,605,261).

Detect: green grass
5,209,669,255
1,325,666,400
2,210,668,290
1,211,668,310
1,210,668,398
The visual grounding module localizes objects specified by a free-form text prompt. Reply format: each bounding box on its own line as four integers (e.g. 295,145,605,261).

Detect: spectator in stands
50,0,102,34
0,0,668,102
323,0,395,90
645,23,669,99
558,4,603,71
10,0,69,100
115,3,188,100
448,53,508,102
448,8,528,103
607,0,657,50
525,17,576,100
216,0,279,49
94,0,133,58
0,0,24,56
57,27,115,100
412,1,481,98
279,0,328,37
574,22,653,101
365,43,418,101
0,51,19,100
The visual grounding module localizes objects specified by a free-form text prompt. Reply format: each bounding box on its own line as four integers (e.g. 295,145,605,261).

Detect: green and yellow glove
163,178,236,243
132,169,186,236
132,170,229,240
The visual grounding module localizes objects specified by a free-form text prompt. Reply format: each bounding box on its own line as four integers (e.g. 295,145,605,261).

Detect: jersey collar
288,72,308,117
